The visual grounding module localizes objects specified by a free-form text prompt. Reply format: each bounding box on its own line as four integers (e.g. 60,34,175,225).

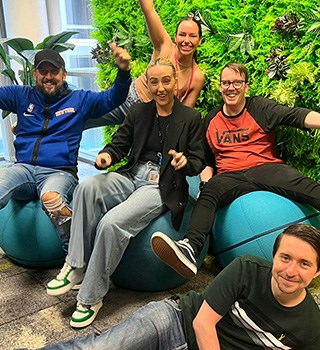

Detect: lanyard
156,114,171,166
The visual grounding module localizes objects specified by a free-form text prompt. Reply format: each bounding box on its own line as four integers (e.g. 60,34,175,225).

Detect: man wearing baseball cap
34,49,66,70
0,44,132,253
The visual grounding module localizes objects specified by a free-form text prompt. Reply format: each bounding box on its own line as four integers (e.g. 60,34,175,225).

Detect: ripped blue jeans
0,163,77,253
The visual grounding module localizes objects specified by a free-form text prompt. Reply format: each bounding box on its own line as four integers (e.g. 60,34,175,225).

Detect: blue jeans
0,163,78,250
39,300,188,350
66,162,167,305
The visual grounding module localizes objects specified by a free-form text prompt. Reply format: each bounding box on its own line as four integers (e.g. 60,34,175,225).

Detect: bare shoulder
190,68,205,96
194,66,205,86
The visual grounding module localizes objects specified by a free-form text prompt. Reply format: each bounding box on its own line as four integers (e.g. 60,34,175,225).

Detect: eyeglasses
220,80,247,89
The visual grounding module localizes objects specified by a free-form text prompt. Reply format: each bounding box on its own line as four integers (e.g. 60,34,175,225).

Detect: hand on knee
41,191,72,217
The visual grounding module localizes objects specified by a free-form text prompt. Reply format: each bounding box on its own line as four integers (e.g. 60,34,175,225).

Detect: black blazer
99,98,205,230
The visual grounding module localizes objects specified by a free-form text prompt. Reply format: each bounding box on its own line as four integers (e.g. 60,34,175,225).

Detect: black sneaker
151,232,197,279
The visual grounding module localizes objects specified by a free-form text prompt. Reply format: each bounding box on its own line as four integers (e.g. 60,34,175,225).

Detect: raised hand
109,42,131,72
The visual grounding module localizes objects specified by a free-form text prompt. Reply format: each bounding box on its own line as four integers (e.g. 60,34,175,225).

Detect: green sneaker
70,300,103,328
46,262,84,296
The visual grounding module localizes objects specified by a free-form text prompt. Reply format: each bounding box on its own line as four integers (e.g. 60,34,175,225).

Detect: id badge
148,170,160,183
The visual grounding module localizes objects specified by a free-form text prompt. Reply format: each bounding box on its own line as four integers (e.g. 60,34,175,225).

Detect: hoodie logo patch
55,108,75,117
27,103,35,113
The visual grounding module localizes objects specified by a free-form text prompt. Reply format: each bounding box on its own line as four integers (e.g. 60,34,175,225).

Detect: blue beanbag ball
111,198,209,292
0,199,65,267
211,191,320,267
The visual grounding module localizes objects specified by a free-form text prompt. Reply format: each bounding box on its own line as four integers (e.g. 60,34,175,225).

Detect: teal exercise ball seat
111,177,208,291
111,198,209,291
211,191,320,267
0,199,65,267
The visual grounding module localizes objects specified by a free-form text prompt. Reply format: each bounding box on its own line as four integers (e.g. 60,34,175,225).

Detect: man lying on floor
37,223,320,350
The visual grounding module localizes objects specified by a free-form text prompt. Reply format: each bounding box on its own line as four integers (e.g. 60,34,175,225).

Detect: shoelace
57,263,73,279
77,303,90,311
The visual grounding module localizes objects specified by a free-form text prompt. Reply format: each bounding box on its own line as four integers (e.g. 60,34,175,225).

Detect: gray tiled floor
0,248,217,350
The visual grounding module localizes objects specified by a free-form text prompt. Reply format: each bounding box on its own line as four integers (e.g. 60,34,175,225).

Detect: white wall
1,0,54,161
2,0,49,42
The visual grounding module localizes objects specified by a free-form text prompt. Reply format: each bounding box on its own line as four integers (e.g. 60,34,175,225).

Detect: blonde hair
146,58,176,79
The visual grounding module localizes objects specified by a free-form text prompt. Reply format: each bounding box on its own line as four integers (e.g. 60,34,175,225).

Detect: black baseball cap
34,49,65,69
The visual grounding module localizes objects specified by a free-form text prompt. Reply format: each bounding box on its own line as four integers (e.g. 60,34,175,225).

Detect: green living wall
90,0,320,181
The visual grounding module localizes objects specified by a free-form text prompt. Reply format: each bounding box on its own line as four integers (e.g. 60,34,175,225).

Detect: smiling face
174,20,202,58
33,63,66,97
146,64,176,114
219,67,249,114
271,234,320,306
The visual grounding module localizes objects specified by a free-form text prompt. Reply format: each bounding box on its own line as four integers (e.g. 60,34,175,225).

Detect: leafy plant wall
90,0,320,181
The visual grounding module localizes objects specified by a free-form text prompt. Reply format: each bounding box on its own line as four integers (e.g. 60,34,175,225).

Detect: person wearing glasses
151,62,320,280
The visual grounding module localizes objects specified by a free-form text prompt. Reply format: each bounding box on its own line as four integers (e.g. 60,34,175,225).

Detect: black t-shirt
139,115,171,164
179,255,320,349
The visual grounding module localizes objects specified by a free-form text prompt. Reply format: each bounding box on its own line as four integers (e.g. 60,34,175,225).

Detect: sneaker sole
151,233,197,279
72,283,82,291
47,282,75,296
70,301,103,328
47,278,83,296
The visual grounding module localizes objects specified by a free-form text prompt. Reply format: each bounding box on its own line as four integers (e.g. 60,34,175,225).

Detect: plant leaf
307,22,320,33
51,43,76,51
18,49,37,62
2,110,11,119
40,31,79,49
9,55,26,66
228,34,244,52
1,68,16,84
5,38,34,53
0,44,10,66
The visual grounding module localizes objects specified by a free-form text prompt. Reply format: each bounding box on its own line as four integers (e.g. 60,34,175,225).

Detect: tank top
135,43,199,103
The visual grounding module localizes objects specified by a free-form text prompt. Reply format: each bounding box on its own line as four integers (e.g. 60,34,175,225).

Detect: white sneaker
70,300,103,328
46,262,85,296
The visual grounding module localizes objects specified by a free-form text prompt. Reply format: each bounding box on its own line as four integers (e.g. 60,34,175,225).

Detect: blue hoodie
0,70,131,175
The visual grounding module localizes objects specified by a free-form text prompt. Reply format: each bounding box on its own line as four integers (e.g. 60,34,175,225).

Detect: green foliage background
90,0,320,180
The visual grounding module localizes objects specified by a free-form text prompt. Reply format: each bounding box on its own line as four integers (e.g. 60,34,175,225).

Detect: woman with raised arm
85,0,204,128
136,0,204,108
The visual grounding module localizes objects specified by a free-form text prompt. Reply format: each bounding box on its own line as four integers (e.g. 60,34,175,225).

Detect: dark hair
175,16,202,63
175,16,203,38
220,62,249,83
273,224,320,269
146,58,176,79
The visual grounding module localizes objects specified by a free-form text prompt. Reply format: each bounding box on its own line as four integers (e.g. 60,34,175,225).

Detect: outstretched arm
139,0,172,55
304,111,320,128
193,300,222,350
